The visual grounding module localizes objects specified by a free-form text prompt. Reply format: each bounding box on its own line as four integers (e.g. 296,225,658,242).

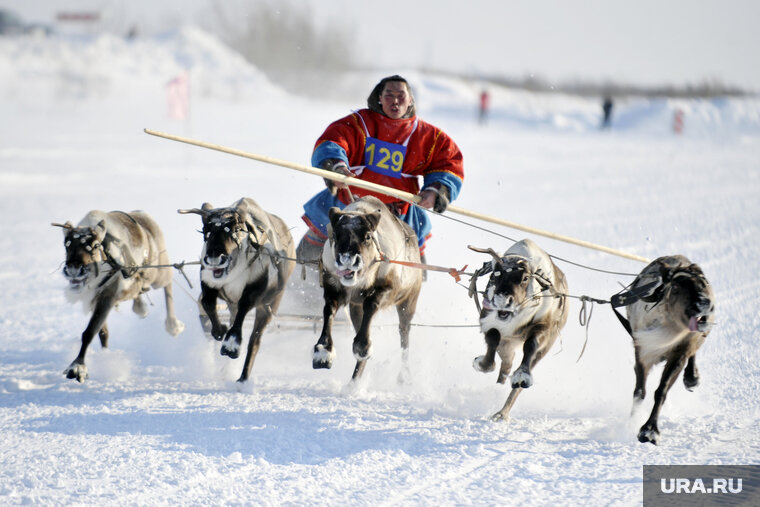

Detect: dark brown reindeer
471,239,569,421
179,197,295,383
53,210,184,382
613,255,715,445
312,196,423,382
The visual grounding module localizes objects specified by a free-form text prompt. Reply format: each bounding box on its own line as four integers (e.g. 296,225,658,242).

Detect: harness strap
608,279,663,339
611,305,633,337
369,233,467,282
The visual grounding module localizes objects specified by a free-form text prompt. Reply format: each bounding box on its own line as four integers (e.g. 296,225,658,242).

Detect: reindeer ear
363,211,382,232
92,220,107,241
201,202,214,211
328,207,343,228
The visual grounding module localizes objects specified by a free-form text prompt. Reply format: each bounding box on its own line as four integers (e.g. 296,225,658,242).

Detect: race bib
364,137,406,178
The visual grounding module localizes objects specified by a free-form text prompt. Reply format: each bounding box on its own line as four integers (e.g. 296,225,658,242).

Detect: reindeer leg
349,303,363,334
162,281,184,336
98,324,109,348
65,287,117,382
221,278,264,360
352,360,368,380
237,306,272,383
511,333,541,389
396,297,417,384
496,340,517,384
313,282,342,369
200,283,227,341
633,351,648,401
352,288,387,363
492,386,523,422
347,303,369,382
630,348,651,416
638,353,688,445
683,355,699,391
473,328,501,374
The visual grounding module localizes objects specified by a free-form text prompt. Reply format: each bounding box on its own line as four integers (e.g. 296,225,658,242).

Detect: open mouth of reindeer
63,265,90,290
202,255,232,279
689,314,710,332
335,268,356,281
334,252,364,285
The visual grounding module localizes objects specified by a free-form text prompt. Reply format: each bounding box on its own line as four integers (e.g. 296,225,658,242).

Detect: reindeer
470,239,568,421
312,196,423,382
53,210,184,382
179,198,295,383
613,255,715,445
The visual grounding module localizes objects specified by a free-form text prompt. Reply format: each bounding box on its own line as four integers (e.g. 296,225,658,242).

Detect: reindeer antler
177,208,209,217
51,221,73,230
468,245,503,263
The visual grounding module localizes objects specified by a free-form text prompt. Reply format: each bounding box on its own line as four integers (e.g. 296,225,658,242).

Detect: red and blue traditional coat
302,108,464,251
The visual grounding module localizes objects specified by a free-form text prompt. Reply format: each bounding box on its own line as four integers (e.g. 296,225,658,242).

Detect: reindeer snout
493,293,514,309
337,252,363,270
204,253,229,267
63,264,88,280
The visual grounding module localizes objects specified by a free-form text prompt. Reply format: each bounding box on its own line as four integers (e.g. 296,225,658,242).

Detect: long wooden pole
144,128,649,263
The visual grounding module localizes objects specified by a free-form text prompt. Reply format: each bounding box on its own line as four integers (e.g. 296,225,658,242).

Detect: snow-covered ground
1,29,759,505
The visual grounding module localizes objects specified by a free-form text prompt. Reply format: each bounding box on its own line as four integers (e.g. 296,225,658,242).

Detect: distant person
296,74,464,265
601,96,614,129
479,89,490,124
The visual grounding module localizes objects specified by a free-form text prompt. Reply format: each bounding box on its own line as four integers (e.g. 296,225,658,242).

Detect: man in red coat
297,75,464,264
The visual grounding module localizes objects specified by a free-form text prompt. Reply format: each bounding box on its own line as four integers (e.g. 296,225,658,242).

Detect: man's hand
418,184,450,213
322,159,351,195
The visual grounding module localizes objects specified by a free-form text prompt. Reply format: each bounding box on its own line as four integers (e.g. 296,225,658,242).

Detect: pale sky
3,0,758,91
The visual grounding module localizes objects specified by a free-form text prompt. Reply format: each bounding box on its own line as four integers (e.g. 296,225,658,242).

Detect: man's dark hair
367,75,416,118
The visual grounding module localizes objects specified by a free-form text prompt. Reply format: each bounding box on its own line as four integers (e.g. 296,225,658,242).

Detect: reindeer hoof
683,374,700,391
491,411,509,422
220,346,239,359
212,324,229,342
312,344,334,369
166,318,185,336
132,296,149,318
352,341,373,361
511,369,533,388
397,365,411,385
638,428,659,445
472,355,495,373
64,363,89,382
220,335,240,359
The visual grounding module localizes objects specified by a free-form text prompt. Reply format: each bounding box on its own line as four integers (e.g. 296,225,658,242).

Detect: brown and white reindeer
53,210,185,382
179,197,295,383
471,238,569,421
312,196,423,382
613,255,715,445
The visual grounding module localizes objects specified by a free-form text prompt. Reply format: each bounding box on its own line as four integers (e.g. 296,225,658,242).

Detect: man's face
380,81,412,119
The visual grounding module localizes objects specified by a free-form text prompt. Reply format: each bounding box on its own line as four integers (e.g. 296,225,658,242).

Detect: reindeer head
327,207,382,287
664,266,715,334
52,220,107,290
482,255,535,321
179,203,259,281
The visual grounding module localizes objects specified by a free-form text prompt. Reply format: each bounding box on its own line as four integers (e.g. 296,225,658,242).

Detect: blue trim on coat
423,172,462,201
312,141,349,168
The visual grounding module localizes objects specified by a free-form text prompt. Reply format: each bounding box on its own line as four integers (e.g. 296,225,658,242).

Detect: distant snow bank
2,26,759,137
0,26,281,103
